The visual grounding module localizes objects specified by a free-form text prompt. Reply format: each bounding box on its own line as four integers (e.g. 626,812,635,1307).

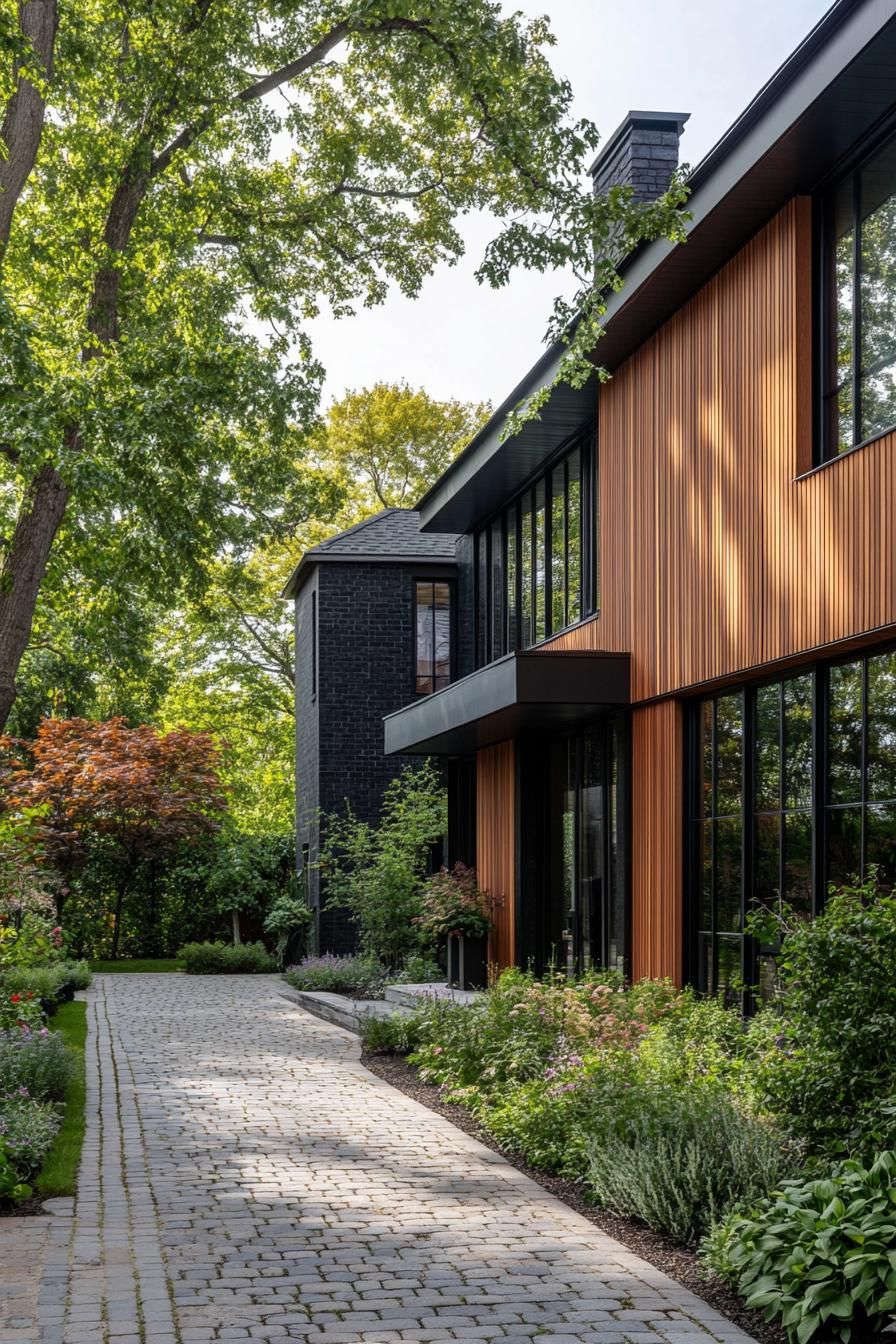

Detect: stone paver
15,974,758,1343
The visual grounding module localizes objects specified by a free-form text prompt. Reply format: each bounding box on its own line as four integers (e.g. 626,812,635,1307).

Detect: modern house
283,509,458,953
381,0,896,994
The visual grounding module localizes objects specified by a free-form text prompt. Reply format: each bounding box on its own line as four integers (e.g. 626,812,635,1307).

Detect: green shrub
702,1152,896,1344
2,961,92,1009
284,954,386,998
391,954,442,985
359,1012,421,1055
0,1136,31,1203
408,969,680,1094
319,761,447,967
0,1094,61,1179
178,941,275,974
0,1031,75,1102
746,874,896,1156
584,1083,797,1244
478,1055,631,1173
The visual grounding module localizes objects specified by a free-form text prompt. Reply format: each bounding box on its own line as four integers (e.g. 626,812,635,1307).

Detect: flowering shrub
0,989,44,1033
0,1029,75,1102
0,1090,61,1179
416,864,494,940
409,970,681,1092
285,954,387,999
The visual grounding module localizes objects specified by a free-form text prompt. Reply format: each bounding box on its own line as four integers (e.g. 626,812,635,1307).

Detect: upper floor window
474,432,597,667
415,580,452,695
821,132,896,459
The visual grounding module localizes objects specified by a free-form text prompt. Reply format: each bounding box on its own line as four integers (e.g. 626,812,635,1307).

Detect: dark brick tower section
285,510,458,956
590,111,689,203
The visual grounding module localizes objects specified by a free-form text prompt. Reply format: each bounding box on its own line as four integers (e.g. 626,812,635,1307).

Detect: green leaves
703,1153,896,1344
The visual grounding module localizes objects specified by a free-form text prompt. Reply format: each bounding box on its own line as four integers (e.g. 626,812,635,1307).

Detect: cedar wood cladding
479,195,896,982
476,741,516,970
549,196,896,693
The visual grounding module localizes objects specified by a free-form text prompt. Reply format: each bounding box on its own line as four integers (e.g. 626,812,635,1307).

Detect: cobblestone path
21,974,757,1344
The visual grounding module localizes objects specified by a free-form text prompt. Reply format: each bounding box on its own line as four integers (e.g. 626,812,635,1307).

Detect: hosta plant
702,1151,896,1343
0,1136,31,1204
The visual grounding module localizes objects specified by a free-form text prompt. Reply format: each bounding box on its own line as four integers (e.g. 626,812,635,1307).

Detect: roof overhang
384,650,630,756
418,0,896,535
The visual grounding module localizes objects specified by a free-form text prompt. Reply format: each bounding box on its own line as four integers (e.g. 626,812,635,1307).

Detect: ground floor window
688,645,896,997
546,720,625,976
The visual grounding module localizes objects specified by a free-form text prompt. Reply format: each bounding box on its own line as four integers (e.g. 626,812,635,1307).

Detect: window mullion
853,169,862,447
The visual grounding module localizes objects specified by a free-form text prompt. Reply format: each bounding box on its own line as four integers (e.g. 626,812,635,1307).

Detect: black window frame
686,642,896,1003
473,428,598,668
816,122,896,463
413,577,455,697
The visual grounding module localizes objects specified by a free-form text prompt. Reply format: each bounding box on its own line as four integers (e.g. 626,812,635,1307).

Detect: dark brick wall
294,559,456,956
294,570,320,949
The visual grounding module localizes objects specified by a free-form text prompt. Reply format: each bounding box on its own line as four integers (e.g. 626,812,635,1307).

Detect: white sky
305,0,833,412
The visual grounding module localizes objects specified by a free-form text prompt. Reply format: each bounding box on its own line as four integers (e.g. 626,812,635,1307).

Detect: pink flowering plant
415,864,495,942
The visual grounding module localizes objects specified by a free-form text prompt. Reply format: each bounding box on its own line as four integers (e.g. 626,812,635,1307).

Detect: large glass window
821,133,896,458
474,433,596,667
690,649,896,998
414,581,452,695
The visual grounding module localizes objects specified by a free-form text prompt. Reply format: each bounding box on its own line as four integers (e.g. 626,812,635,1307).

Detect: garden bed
362,1049,786,1344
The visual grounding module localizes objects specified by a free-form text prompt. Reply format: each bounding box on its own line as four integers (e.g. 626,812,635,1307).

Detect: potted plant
416,863,493,990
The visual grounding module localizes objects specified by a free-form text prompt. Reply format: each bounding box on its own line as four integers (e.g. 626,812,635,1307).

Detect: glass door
548,721,624,976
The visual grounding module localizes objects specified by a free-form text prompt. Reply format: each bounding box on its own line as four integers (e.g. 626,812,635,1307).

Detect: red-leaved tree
0,717,227,956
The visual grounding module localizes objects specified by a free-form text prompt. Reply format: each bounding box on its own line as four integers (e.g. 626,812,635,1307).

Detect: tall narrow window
550,463,566,636
827,650,896,885
821,133,896,458
693,694,744,997
415,581,452,695
533,476,547,645
473,432,596,666
490,516,504,661
520,492,533,650
566,448,582,626
505,504,518,655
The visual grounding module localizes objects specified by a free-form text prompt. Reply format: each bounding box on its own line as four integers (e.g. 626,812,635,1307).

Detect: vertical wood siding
476,741,516,969
549,196,896,700
631,701,683,984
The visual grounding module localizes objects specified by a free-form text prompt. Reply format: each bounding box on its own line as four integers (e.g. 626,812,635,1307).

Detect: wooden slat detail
631,701,683,985
476,741,516,969
548,196,896,700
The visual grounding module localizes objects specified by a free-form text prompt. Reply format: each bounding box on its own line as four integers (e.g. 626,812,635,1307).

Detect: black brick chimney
590,110,689,202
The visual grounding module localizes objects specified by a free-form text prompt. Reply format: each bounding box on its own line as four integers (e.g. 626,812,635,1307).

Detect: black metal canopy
383,650,630,757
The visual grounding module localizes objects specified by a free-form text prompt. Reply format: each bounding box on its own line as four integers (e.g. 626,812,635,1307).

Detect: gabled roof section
418,0,896,535
281,509,459,597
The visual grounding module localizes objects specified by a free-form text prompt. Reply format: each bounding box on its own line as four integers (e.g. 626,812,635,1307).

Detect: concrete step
277,985,410,1035
384,983,481,1009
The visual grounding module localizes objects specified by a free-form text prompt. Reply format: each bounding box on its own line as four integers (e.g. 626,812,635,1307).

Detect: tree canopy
0,0,687,728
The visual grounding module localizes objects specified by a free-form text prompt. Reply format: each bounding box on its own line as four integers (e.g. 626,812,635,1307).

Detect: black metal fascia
383,650,631,757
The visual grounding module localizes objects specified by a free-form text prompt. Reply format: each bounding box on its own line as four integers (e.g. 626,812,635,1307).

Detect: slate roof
282,509,459,596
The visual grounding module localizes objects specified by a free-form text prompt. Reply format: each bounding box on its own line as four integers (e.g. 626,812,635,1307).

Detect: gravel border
361,1050,787,1344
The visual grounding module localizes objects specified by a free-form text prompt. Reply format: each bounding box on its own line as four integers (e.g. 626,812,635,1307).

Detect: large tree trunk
0,460,69,727
231,909,242,946
0,0,58,251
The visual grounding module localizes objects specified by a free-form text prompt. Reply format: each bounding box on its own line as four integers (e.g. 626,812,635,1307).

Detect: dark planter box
446,933,488,990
